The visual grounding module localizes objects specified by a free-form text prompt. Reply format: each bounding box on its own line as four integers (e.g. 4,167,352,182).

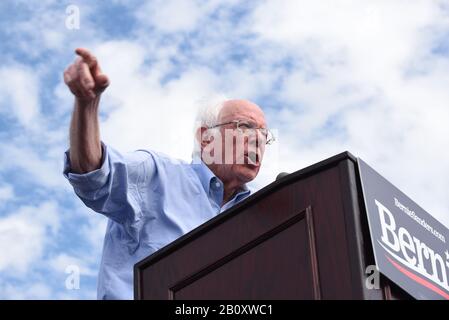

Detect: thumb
95,73,109,89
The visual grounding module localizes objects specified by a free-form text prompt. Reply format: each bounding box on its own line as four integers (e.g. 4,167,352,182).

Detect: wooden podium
134,152,412,300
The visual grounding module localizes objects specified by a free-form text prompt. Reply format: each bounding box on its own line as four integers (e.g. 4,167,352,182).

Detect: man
63,48,274,299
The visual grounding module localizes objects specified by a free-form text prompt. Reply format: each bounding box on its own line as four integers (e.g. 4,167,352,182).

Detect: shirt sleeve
63,142,156,226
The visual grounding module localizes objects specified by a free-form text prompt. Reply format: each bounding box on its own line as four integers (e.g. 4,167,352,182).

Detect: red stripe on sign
386,255,449,300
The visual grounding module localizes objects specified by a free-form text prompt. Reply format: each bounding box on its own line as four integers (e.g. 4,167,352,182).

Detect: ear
196,126,211,149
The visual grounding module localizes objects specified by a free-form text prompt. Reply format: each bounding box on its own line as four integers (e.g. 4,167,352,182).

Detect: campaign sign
358,158,449,300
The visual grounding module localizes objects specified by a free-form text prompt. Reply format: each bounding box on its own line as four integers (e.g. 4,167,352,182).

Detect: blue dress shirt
63,143,252,299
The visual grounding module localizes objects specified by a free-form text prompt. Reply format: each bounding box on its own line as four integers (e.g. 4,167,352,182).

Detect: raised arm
63,48,110,173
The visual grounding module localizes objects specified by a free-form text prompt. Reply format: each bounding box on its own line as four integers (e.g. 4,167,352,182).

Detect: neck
203,161,245,206
222,180,244,206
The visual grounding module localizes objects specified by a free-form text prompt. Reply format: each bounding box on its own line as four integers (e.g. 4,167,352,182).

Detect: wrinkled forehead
218,100,266,127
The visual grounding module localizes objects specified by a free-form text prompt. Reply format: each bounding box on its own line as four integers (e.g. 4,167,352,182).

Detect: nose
245,130,259,149
246,131,265,158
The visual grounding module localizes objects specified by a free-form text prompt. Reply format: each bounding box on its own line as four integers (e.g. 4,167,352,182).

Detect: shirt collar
191,156,251,197
191,156,219,195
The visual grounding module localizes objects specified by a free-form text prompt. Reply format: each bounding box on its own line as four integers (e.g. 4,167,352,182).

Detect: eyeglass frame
208,119,276,145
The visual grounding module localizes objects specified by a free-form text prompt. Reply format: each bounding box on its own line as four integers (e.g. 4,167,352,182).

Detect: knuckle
64,75,71,85
73,58,81,68
68,64,77,75
70,75,80,85
82,80,93,89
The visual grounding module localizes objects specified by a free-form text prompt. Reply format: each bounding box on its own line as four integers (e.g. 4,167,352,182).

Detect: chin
235,164,259,182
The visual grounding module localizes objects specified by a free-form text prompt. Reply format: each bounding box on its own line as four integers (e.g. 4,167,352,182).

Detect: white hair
192,94,228,157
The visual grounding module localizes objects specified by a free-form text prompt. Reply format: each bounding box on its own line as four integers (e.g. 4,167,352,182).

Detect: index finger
75,48,97,69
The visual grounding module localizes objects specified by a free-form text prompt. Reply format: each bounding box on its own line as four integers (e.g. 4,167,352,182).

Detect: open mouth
244,151,260,166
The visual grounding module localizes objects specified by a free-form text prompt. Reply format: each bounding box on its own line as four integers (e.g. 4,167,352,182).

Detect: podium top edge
265,150,357,188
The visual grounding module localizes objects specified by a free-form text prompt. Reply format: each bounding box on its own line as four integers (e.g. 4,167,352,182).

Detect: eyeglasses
209,119,276,145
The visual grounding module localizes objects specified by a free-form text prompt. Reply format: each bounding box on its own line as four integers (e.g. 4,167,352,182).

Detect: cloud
49,253,97,277
0,142,69,190
137,0,206,33
0,281,53,300
246,0,449,227
0,2,100,58
0,197,106,299
0,64,41,130
0,201,60,275
0,184,15,203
